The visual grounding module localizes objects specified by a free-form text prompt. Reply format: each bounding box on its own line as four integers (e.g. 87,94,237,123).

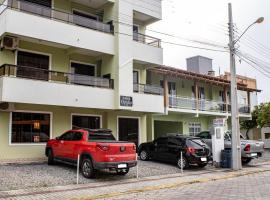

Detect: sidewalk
1,162,270,200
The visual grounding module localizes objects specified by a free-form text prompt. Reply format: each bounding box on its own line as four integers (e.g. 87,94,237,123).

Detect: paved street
1,162,270,200
108,167,270,200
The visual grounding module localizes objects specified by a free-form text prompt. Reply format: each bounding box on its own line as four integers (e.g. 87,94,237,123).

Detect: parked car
45,129,137,178
138,135,211,169
196,131,264,164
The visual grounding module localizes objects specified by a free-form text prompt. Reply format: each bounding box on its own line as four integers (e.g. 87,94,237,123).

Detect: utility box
211,118,226,166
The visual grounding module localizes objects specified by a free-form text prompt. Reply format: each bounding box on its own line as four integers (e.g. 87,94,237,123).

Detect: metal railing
227,104,250,114
133,32,161,48
169,96,251,114
133,83,163,95
169,96,197,110
0,64,114,89
198,99,227,113
3,0,113,33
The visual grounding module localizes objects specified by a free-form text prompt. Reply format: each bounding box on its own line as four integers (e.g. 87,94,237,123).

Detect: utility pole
228,3,242,170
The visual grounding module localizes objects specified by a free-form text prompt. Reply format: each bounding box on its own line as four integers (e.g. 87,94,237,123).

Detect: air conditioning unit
0,102,15,112
0,36,19,50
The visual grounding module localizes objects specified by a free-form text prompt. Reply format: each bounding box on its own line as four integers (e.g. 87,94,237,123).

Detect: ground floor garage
147,112,222,140
0,103,149,161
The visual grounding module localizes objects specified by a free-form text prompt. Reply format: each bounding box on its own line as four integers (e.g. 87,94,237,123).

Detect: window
168,137,182,146
17,51,50,81
88,131,115,141
133,71,139,84
71,62,95,77
188,122,201,136
11,112,51,144
265,133,270,139
72,115,101,129
73,132,83,141
59,131,74,141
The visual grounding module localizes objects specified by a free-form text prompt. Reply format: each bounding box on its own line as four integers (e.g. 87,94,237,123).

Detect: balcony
133,83,163,95
169,96,250,116
0,1,115,54
0,64,115,109
133,33,161,48
132,83,164,113
132,33,163,65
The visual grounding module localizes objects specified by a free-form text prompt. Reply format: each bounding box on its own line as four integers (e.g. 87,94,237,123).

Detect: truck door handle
60,140,64,144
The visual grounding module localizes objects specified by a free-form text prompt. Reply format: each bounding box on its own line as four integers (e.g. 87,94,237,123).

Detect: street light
234,17,264,44
228,3,264,171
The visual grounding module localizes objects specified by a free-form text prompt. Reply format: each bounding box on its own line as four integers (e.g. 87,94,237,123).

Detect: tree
240,106,259,139
257,102,270,128
240,102,270,139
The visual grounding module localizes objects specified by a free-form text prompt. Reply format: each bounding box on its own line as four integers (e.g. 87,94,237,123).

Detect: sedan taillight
187,147,196,155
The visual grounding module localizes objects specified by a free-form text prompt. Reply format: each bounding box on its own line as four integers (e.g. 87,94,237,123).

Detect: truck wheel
81,159,95,179
177,156,189,169
116,168,129,175
139,150,149,161
47,149,54,165
242,158,252,165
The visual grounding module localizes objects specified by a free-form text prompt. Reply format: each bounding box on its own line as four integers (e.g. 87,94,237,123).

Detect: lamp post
228,3,264,170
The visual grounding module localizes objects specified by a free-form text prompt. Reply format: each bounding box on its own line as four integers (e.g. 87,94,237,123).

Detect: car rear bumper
188,155,210,165
243,152,263,158
93,160,137,170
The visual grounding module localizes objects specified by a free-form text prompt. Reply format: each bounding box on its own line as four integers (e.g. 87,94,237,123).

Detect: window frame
70,60,97,77
188,122,202,137
9,110,53,146
70,113,102,130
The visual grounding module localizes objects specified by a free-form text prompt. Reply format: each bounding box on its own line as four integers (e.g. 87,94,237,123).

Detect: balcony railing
169,96,197,110
0,64,114,89
133,83,163,95
169,96,250,114
2,0,113,33
133,32,161,48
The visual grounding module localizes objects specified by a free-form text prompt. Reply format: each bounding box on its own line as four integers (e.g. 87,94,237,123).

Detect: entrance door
17,51,50,81
118,118,139,146
72,115,101,129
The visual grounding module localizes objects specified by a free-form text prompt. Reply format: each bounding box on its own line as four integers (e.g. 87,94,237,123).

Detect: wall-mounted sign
213,118,226,127
120,96,133,107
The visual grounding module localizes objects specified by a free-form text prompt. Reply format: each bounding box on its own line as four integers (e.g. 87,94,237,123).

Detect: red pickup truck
45,129,137,178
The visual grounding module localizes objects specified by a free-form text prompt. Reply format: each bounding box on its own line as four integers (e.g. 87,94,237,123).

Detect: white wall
133,93,164,113
131,0,162,21
1,9,115,55
133,41,163,65
0,77,115,109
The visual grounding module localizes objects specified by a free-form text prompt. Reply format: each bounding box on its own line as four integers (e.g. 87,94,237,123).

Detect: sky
149,0,270,103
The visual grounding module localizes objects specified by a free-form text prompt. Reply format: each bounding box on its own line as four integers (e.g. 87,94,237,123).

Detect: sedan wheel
177,156,188,169
81,159,95,179
140,150,149,161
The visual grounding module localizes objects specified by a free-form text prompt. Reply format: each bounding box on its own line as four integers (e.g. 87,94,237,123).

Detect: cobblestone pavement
0,150,269,198
108,168,270,200
0,162,270,200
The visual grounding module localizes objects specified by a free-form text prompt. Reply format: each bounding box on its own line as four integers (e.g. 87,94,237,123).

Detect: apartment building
0,0,258,161
0,0,163,161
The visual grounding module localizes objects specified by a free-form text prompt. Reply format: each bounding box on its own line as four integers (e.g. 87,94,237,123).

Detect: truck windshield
88,132,116,141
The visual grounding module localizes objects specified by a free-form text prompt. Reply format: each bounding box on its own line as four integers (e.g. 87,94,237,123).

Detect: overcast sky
149,0,270,103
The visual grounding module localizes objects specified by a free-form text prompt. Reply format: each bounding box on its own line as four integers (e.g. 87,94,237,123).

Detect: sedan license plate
118,164,127,169
251,153,257,157
201,157,207,162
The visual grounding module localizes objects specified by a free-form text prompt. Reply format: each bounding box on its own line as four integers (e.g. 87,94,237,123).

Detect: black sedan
138,135,211,169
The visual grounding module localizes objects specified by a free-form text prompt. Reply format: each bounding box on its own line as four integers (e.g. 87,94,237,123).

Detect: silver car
196,131,264,164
